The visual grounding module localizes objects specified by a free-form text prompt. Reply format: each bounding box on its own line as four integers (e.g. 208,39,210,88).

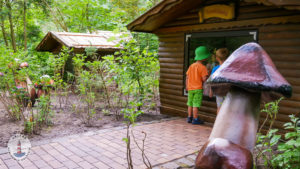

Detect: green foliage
121,101,143,126
271,115,300,169
254,98,300,169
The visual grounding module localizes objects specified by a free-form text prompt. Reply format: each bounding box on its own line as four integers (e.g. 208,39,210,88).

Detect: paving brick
78,161,94,169
18,158,34,167
3,159,19,167
69,155,84,163
23,166,39,169
0,159,5,165
62,160,79,169
0,154,11,160
7,164,23,169
32,160,49,168
40,154,56,162
83,155,98,163
28,154,41,161
48,159,64,168
93,161,110,169
0,119,211,169
0,165,8,169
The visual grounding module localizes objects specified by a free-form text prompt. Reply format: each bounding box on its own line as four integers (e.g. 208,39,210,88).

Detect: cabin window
183,30,258,96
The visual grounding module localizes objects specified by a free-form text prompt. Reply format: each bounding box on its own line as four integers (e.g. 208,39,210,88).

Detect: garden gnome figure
195,43,292,169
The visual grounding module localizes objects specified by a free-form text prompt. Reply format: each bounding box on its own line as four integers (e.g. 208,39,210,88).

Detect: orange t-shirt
186,63,208,91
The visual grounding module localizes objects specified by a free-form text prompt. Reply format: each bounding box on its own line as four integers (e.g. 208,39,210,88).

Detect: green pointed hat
195,46,210,61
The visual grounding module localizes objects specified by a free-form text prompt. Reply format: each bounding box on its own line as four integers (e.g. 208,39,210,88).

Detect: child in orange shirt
186,46,210,124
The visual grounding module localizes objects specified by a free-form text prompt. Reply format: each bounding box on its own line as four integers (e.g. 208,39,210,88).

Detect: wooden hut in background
36,31,123,76
36,31,122,55
127,0,300,133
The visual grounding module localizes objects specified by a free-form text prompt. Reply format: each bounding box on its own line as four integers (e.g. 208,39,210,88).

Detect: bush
254,98,300,169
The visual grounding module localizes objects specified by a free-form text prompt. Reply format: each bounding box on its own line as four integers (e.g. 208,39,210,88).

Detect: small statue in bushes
34,75,54,99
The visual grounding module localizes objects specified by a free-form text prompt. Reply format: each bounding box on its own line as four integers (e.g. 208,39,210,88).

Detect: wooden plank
160,83,183,90
286,77,300,86
239,5,278,14
260,31,300,40
274,61,300,70
159,87,183,95
164,19,199,27
199,105,217,114
155,15,300,34
160,68,183,74
278,69,300,77
202,100,217,108
291,86,300,93
198,111,216,124
280,99,300,108
260,111,293,123
158,52,184,58
238,9,300,21
259,24,300,33
176,13,198,20
160,63,184,69
161,103,185,112
160,93,187,102
260,39,300,47
160,73,183,80
159,78,182,85
269,54,300,62
258,118,286,130
158,47,184,53
264,46,300,54
159,37,184,43
159,57,183,63
157,33,184,38
160,105,186,117
161,98,187,108
159,43,184,48
161,98,217,115
290,93,300,101
278,106,300,115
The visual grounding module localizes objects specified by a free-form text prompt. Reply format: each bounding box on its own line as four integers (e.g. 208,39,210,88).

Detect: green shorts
187,89,203,108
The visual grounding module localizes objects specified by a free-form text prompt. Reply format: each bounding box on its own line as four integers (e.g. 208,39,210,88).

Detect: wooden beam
155,15,300,34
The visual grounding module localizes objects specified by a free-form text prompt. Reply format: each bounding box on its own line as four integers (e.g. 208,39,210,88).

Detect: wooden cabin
127,0,300,133
36,31,123,77
36,31,122,55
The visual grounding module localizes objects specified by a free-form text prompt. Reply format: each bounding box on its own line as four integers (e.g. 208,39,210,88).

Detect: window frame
183,30,258,96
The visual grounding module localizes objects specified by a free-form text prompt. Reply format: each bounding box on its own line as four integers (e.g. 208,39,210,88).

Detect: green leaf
270,135,281,146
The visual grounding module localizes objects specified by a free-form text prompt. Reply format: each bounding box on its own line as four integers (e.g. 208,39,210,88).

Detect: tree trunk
85,1,91,33
23,0,27,50
0,0,8,47
5,0,17,52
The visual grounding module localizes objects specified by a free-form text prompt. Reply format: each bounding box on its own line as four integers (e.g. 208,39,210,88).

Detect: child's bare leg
193,107,198,119
188,106,193,117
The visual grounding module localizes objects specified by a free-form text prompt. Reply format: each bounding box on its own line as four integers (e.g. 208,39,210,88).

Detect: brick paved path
0,118,212,169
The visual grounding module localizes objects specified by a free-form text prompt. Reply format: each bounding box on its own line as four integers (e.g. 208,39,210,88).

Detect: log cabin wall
155,1,300,133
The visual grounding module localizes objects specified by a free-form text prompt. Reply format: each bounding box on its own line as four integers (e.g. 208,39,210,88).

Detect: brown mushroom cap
207,42,292,101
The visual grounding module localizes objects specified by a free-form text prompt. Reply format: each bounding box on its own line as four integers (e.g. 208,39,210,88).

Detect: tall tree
5,0,17,52
23,0,27,50
0,0,8,47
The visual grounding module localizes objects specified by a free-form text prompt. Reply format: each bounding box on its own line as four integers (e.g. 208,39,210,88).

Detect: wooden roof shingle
36,31,123,53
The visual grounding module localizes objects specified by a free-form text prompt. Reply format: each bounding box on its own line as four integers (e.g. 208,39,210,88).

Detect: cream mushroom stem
209,86,261,151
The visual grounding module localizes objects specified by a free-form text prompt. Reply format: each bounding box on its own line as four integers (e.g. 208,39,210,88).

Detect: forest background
0,0,160,57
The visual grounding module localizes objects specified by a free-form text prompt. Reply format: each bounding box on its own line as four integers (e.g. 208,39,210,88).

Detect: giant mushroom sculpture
195,42,292,169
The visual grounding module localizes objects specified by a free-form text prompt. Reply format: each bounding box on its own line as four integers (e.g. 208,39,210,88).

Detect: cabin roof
127,0,300,33
36,31,123,53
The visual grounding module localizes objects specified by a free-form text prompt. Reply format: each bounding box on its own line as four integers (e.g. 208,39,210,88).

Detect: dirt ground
0,94,169,148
